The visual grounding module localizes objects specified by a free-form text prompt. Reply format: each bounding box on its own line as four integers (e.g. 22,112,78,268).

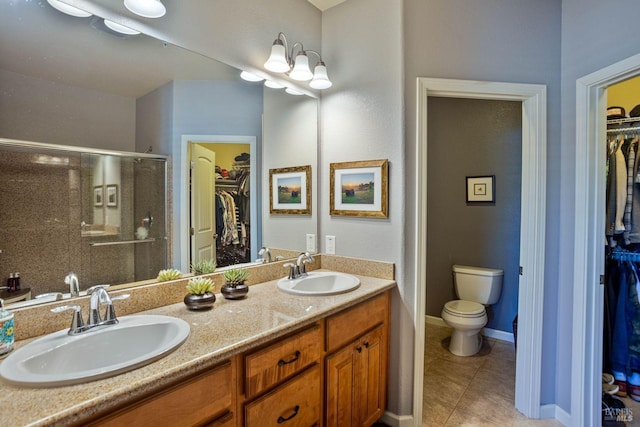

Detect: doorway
572,53,640,426
179,135,257,273
414,78,547,422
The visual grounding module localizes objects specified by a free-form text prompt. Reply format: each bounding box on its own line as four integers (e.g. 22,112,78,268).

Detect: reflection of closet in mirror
0,139,167,299
189,139,256,268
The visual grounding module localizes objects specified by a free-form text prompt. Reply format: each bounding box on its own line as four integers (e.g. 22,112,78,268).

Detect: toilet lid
444,300,485,317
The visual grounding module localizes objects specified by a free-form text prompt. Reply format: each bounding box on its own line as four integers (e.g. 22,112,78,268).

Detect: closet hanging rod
607,127,640,134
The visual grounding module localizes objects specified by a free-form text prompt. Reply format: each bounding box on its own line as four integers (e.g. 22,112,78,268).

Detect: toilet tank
452,265,503,305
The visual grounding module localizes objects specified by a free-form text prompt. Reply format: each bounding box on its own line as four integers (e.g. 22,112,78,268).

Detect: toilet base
449,328,483,356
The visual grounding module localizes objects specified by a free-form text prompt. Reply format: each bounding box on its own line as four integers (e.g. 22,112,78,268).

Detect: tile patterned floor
423,323,563,426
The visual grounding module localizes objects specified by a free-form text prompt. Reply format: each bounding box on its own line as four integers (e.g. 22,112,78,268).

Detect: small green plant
191,259,217,275
157,268,183,282
223,268,249,287
186,277,214,295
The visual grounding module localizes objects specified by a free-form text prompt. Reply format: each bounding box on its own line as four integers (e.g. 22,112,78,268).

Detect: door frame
414,78,547,422
179,134,257,272
572,52,640,426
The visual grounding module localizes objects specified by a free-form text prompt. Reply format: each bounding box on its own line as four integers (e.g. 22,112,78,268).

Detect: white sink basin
0,315,190,387
277,271,360,296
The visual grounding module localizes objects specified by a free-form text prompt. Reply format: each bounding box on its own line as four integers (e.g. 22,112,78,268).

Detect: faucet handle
86,284,110,295
104,294,130,323
51,305,85,335
283,263,297,280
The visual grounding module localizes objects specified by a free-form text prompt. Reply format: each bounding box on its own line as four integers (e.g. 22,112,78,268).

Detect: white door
190,143,216,264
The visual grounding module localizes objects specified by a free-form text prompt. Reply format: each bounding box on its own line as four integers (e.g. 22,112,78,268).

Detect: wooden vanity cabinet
87,360,236,427
84,290,390,427
240,323,324,426
325,292,390,427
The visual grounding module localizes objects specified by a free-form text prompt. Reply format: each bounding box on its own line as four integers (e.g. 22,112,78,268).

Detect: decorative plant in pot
221,267,249,300
191,259,217,276
184,277,216,310
157,268,183,282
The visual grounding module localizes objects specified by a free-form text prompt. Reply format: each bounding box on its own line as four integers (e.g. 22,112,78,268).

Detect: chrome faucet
64,272,80,298
51,285,129,335
283,252,315,280
257,246,272,264
296,252,315,276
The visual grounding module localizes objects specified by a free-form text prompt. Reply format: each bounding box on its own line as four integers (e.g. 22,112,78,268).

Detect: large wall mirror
0,0,318,307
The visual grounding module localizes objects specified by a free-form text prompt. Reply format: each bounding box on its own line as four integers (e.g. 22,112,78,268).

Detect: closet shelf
606,126,640,134
607,117,640,125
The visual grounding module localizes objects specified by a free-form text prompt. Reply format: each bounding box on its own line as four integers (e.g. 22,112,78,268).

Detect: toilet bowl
441,300,488,356
441,265,503,357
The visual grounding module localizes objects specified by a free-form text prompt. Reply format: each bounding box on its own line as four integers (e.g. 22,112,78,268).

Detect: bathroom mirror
0,0,318,306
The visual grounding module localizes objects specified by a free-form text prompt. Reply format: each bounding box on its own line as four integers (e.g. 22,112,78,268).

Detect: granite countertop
0,271,395,427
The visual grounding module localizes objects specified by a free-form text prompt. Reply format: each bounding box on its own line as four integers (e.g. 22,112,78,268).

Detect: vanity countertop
0,270,395,427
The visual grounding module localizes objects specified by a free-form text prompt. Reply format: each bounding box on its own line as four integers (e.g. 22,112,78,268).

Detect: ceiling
0,0,237,99
307,0,347,12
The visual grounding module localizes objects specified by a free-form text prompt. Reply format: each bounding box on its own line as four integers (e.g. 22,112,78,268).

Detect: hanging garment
615,144,627,233
624,140,637,244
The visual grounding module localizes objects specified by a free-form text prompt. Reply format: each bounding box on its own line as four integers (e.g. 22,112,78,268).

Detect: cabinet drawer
244,323,323,397
91,361,233,426
244,365,321,427
326,291,389,353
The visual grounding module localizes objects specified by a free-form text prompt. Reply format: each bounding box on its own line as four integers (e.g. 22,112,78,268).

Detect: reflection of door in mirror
190,144,216,264
189,140,255,268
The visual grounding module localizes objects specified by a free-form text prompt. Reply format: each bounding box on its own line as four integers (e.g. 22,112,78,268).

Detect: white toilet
441,265,503,356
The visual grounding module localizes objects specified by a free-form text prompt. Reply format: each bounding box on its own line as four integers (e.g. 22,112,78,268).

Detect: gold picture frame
330,159,388,218
269,165,312,215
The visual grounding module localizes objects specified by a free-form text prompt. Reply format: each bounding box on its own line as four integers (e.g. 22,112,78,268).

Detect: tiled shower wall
0,145,167,296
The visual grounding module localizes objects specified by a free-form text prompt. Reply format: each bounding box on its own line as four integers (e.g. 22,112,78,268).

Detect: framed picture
106,184,118,207
93,186,103,207
466,175,495,203
330,159,388,218
269,165,311,215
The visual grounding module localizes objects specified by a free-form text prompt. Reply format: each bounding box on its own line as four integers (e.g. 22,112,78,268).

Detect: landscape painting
269,165,312,215
330,159,388,218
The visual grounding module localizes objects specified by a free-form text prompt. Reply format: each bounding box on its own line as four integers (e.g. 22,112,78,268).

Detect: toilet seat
443,300,485,318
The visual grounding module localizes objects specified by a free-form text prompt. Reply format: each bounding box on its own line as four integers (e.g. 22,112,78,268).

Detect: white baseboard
425,315,515,343
378,411,413,427
540,404,570,426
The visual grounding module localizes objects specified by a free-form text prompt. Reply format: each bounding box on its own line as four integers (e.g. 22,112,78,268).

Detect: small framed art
269,165,312,215
330,159,388,218
466,175,495,203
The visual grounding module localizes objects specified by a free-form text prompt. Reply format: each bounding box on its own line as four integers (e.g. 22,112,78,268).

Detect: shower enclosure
0,139,168,298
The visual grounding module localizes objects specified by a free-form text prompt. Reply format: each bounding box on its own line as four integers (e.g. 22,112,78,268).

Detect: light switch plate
326,235,336,254
306,234,316,253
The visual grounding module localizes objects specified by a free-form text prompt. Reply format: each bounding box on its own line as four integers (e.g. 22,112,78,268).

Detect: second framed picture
330,159,388,218
269,165,312,215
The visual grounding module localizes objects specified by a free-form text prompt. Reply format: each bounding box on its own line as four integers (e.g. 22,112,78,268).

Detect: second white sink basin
277,271,360,296
0,314,190,387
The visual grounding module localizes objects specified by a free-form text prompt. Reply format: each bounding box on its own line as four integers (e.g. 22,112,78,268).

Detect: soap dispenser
0,292,14,358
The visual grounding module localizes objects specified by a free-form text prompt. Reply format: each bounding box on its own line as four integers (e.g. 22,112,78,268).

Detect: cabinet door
325,344,356,427
357,325,386,427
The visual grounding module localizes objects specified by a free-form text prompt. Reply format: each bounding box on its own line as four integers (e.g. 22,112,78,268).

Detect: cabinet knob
356,346,362,353
364,341,370,348
277,405,300,423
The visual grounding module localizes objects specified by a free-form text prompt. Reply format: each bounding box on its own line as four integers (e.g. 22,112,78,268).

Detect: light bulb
264,80,285,89
309,62,332,89
104,19,140,35
240,71,264,82
124,0,166,18
289,52,313,81
47,0,91,17
264,41,290,73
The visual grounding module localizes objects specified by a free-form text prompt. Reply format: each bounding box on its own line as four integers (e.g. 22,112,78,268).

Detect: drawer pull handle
356,346,362,353
277,405,300,423
278,350,301,366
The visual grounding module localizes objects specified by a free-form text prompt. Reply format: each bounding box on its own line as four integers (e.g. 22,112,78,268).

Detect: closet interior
603,75,640,425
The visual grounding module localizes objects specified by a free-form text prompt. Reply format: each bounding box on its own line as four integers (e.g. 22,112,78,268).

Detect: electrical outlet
326,235,336,254
306,234,316,253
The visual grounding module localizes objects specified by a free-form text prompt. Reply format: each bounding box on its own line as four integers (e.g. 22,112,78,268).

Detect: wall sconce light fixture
263,32,332,90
